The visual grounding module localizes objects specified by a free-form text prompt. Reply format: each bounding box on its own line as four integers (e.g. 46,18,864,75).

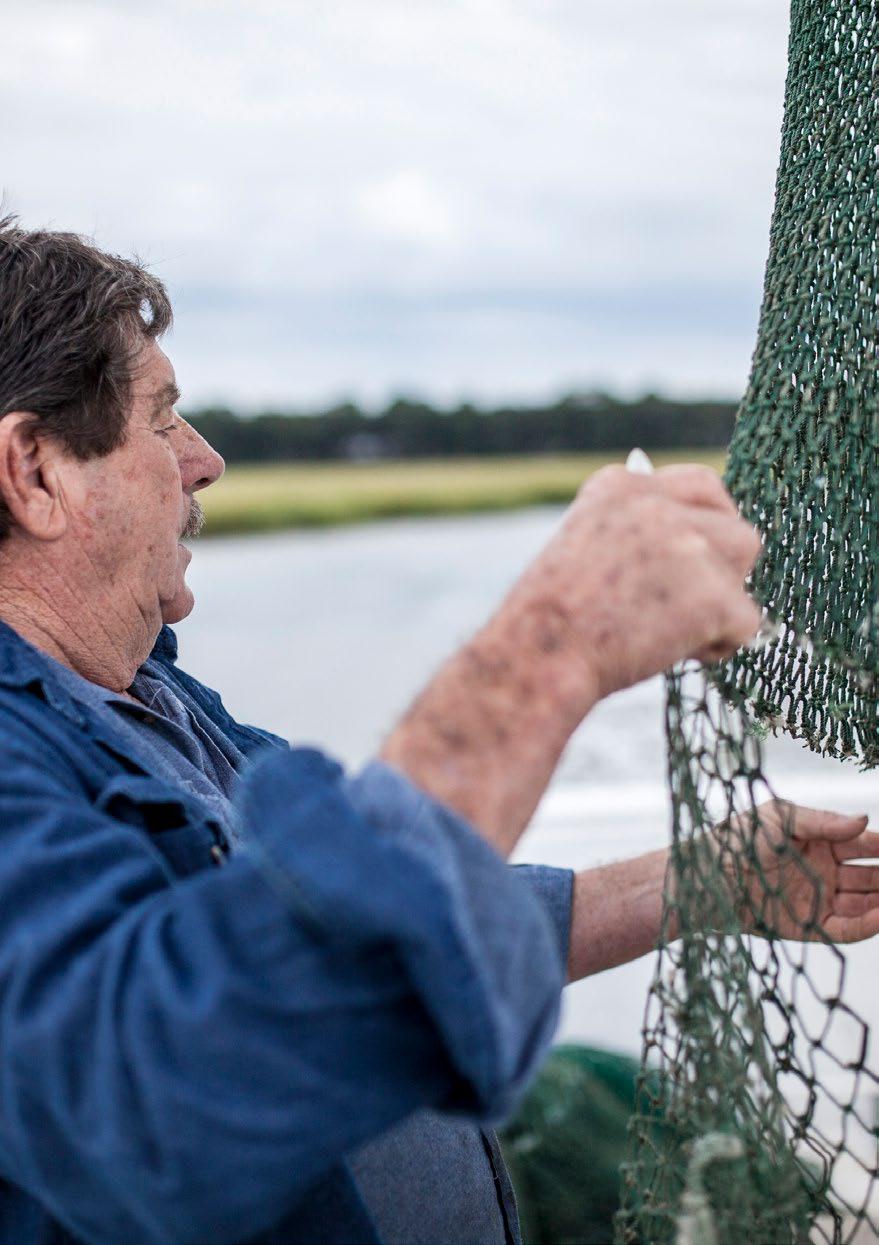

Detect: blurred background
6,1,788,408
5,1,793,534
9,0,879,1152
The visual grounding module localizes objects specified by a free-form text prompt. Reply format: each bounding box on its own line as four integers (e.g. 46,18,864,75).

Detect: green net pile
500,1046,653,1245
617,2,879,1242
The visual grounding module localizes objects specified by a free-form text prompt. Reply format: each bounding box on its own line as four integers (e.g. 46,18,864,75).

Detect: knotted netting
616,2,879,1242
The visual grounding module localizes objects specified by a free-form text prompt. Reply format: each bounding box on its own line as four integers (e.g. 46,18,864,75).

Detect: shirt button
210,844,227,866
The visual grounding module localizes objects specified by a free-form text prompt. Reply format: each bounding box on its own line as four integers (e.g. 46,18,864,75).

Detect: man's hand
499,462,762,704
564,803,879,984
726,801,879,944
381,461,761,855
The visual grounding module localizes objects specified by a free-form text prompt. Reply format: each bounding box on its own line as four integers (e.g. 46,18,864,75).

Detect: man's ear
0,413,69,540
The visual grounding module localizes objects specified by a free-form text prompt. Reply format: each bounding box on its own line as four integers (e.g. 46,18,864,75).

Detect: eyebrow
151,381,182,417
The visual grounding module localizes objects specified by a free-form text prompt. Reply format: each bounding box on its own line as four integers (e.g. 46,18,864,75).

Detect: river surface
179,509,879,1213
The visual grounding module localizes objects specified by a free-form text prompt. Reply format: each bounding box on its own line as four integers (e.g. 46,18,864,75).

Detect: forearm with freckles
567,849,676,981
379,602,597,857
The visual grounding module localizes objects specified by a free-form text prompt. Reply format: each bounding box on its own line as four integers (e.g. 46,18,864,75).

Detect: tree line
186,393,738,463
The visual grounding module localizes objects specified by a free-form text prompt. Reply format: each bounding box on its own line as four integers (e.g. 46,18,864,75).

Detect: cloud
1,0,791,403
355,171,461,247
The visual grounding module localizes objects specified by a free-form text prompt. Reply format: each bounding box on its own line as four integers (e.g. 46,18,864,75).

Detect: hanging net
617,2,879,1242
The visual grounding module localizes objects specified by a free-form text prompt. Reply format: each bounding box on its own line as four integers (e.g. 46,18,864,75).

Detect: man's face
68,339,224,629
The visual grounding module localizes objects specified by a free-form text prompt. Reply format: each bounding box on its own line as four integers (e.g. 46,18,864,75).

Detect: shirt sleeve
0,738,564,1245
512,864,574,965
242,752,565,1121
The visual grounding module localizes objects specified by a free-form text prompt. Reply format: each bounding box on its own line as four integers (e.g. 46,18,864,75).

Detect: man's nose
177,420,226,492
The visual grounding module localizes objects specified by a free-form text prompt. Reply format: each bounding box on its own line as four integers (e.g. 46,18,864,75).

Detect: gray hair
0,216,173,537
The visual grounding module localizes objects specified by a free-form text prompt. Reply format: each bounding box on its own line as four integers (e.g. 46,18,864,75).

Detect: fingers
649,465,763,579
826,905,879,944
839,864,879,892
682,507,762,579
783,806,870,843
836,891,879,916
771,802,873,850
692,590,763,662
663,480,762,659
833,827,879,858
568,462,774,685
653,464,739,517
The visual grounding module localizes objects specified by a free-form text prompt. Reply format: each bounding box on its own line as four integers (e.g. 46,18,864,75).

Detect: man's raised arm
381,462,762,856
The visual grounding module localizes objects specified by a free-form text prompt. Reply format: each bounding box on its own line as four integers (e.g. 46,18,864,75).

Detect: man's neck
0,552,156,692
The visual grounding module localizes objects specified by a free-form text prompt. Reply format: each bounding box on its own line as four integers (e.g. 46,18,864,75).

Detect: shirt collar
150,625,179,664
0,619,179,721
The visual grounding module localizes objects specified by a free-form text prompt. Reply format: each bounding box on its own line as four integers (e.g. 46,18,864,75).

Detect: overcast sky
3,1,791,409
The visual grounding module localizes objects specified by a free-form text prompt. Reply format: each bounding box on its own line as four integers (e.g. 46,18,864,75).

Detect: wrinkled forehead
128,341,179,416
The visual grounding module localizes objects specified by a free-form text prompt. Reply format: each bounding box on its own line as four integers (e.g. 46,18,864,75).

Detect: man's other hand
563,802,879,984
727,801,879,944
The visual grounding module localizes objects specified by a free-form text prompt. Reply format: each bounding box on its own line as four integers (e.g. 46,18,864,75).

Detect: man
0,217,877,1245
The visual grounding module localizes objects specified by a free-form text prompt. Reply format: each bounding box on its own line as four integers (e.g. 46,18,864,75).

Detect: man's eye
157,424,176,435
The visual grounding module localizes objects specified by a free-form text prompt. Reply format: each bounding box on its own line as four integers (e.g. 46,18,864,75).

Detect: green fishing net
617,2,879,1242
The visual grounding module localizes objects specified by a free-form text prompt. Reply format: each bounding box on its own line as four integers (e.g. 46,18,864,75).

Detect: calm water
178,509,879,1207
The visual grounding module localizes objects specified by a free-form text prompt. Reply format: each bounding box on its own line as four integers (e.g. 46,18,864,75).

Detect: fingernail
625,447,654,476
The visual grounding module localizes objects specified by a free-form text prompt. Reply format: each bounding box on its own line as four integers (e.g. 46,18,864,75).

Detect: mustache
181,496,205,540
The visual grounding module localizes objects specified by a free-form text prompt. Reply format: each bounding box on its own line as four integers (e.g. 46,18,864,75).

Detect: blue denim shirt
0,621,571,1245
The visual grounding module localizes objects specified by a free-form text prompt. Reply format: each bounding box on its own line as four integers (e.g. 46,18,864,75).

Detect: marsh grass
200,451,726,536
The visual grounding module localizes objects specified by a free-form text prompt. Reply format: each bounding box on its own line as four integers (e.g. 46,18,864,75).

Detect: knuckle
745,525,763,558
701,468,734,503
733,600,762,643
580,467,656,518
732,517,762,552
662,464,735,509
660,462,719,488
675,528,711,559
629,490,667,524
583,464,627,496
698,573,752,629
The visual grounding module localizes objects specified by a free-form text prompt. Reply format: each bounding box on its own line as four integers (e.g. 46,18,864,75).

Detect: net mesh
616,2,879,1241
